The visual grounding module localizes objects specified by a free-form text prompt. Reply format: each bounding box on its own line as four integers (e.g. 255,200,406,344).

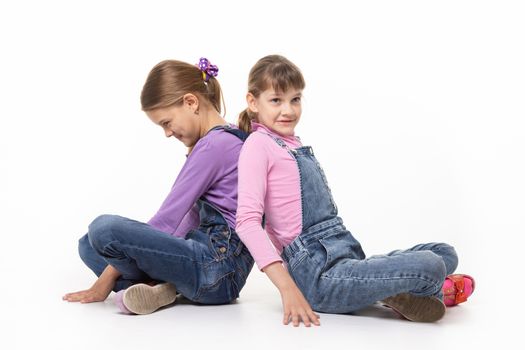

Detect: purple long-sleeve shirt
147,125,243,237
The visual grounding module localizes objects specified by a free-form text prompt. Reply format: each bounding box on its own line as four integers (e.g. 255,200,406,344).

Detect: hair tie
196,57,219,82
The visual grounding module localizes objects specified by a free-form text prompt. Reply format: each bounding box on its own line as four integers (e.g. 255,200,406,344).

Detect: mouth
276,120,295,124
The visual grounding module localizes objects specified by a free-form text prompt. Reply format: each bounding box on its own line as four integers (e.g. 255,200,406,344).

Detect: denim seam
109,242,202,264
318,274,442,296
288,250,310,272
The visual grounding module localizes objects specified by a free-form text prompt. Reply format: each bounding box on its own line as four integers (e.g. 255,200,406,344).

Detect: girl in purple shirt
63,58,254,315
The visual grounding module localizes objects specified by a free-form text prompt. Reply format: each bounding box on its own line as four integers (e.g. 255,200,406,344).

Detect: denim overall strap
264,133,338,231
195,125,249,256
208,124,249,142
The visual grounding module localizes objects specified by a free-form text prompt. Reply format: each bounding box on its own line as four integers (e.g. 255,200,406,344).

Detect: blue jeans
78,214,253,304
282,218,457,313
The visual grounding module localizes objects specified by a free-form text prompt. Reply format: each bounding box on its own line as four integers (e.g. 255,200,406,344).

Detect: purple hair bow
197,57,219,82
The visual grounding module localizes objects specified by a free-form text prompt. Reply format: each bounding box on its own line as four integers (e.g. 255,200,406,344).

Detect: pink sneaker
114,290,133,314
442,274,475,306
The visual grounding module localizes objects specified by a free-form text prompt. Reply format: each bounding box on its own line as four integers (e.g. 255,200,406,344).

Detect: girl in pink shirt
235,55,475,326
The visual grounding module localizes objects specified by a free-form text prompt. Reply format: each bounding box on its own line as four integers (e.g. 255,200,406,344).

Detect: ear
182,93,200,112
246,93,258,113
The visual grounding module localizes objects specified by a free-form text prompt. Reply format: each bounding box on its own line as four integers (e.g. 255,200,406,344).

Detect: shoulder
243,130,275,149
239,131,277,167
193,127,243,156
206,127,244,148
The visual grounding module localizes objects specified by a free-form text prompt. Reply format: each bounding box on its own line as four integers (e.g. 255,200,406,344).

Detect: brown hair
238,55,305,134
141,59,225,115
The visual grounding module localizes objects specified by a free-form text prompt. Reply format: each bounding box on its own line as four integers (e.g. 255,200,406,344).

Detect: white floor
3,258,520,350
2,2,524,349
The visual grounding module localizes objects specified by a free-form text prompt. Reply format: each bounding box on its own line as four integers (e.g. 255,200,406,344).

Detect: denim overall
78,125,254,304
269,135,459,314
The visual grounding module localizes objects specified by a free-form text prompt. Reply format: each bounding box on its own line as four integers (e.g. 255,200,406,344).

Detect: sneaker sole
123,283,177,315
381,293,445,322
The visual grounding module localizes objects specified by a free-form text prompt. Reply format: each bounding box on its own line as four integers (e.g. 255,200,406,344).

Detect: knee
419,251,447,283
432,243,458,275
87,214,123,251
78,233,93,263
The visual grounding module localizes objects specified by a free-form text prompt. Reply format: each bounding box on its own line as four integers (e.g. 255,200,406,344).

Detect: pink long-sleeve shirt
236,122,303,270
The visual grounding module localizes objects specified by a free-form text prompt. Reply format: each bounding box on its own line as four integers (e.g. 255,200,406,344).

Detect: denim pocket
318,233,350,274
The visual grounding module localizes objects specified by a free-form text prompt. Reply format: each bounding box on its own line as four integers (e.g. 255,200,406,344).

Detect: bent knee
418,251,447,282
433,243,458,274
87,214,124,249
78,234,93,262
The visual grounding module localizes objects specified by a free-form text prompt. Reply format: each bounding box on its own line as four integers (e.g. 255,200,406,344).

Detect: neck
199,107,227,138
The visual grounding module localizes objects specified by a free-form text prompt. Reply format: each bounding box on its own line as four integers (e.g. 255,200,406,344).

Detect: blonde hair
238,55,305,134
141,59,225,115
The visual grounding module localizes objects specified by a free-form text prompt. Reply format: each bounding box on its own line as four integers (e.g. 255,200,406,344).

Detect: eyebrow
268,92,302,97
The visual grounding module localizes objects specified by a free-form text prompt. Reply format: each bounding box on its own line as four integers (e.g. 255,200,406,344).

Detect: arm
148,138,222,236
236,135,319,326
174,203,200,236
63,265,121,303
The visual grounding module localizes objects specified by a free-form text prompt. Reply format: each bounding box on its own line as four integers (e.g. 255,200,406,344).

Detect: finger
309,311,321,326
283,311,291,325
64,290,87,299
292,314,300,327
300,312,311,327
65,292,86,302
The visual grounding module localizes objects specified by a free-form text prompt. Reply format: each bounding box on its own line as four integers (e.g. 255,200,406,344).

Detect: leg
78,233,140,291
388,242,458,275
87,214,235,302
292,236,447,314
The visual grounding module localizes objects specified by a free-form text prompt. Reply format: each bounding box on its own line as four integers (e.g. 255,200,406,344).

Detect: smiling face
145,94,201,148
247,87,302,136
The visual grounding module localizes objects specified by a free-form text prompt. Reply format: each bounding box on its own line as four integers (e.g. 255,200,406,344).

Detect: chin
276,127,295,136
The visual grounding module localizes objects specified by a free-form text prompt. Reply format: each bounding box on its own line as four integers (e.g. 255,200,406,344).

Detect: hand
63,265,120,303
280,286,321,327
63,283,113,303
263,261,321,327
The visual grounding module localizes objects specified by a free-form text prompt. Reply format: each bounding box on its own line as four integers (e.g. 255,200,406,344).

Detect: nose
164,128,173,138
281,102,293,116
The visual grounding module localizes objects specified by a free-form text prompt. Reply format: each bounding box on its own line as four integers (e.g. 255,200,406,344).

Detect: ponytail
238,108,256,134
204,76,225,116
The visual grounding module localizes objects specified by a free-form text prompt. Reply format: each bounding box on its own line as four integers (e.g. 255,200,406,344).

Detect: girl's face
146,94,201,148
247,87,302,136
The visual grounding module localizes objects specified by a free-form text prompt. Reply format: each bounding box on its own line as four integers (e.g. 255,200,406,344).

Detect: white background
1,1,524,349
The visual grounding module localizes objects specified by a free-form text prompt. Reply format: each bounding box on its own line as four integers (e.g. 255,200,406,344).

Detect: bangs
262,64,305,93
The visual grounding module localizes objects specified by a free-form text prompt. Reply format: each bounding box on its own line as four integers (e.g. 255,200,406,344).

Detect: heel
122,283,178,315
